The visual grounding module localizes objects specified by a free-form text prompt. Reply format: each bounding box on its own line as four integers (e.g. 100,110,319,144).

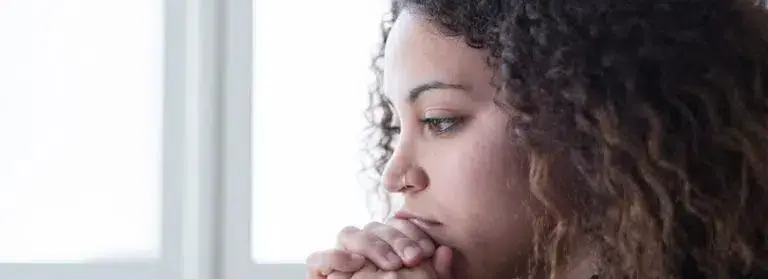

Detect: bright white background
251,0,389,264
0,0,162,263
0,0,390,278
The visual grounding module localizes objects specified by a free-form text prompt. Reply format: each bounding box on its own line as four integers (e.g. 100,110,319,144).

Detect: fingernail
404,246,420,261
387,251,401,264
419,239,435,254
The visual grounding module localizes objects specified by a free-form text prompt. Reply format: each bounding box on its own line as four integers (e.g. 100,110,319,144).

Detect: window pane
251,0,389,263
0,0,163,262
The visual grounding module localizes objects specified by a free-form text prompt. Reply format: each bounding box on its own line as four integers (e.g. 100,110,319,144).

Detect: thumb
431,246,453,279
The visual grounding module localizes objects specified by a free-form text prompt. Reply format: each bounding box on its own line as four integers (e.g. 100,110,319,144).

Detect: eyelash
420,117,464,135
386,116,464,136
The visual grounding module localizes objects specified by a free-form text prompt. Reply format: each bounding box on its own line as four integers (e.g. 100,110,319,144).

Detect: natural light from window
251,0,391,264
0,0,162,263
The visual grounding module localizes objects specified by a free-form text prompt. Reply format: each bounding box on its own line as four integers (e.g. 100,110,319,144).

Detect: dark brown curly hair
364,0,768,278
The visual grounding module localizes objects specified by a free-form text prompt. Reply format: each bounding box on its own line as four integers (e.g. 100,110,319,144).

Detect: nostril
403,167,429,192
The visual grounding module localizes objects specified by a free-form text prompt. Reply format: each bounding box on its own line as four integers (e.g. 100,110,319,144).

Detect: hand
326,246,453,279
306,219,437,278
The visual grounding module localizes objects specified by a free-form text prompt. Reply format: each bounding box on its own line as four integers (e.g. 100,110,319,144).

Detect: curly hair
364,0,768,278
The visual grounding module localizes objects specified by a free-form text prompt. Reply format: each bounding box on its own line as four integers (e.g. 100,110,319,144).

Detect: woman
308,0,768,278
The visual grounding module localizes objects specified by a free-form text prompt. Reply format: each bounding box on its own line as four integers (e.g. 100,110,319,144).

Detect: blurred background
0,0,390,278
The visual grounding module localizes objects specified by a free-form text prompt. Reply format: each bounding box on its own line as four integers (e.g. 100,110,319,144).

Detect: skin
311,1,768,278
376,10,537,278
308,10,538,279
308,8,604,279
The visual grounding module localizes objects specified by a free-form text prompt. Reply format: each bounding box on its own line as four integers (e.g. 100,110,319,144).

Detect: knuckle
392,237,417,249
384,218,402,226
337,226,361,243
368,222,406,241
305,250,326,267
371,240,393,255
339,226,360,236
362,221,383,231
306,249,353,273
326,250,346,263
372,227,400,240
349,234,382,254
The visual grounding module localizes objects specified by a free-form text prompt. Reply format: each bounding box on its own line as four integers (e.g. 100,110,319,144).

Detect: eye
420,116,464,135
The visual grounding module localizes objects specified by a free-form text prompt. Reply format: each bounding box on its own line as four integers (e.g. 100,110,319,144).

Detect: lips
394,210,453,248
394,210,442,226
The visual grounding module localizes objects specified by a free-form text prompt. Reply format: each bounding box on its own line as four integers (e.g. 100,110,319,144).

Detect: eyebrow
407,81,467,103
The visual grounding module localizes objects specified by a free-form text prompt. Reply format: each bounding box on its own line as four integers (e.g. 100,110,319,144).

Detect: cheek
455,143,531,235
426,119,532,233
419,108,537,259
426,134,535,277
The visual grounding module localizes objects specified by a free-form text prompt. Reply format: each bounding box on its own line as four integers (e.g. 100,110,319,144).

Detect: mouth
395,210,454,248
394,210,442,227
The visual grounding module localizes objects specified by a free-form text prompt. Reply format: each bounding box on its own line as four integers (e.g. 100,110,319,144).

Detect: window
1,0,389,278
0,0,187,278
0,0,162,264
250,0,389,264
220,0,391,277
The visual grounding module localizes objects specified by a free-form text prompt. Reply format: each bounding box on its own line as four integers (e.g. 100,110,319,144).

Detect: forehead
382,11,493,103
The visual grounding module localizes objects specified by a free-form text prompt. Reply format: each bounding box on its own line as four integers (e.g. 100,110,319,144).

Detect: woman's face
382,10,537,278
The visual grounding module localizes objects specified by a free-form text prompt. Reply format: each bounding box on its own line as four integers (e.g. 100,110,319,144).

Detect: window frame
221,0,306,277
0,0,223,277
1,0,312,277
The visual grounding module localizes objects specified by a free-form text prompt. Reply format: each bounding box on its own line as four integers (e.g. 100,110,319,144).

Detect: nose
382,147,429,194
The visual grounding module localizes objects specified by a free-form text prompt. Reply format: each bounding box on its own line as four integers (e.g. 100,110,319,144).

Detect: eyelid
421,116,465,136
423,108,460,118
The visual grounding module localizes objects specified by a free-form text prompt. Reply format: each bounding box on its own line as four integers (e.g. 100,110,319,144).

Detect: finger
327,272,352,279
385,218,436,257
432,246,454,279
365,221,424,265
306,269,325,279
350,261,379,279
352,270,394,279
338,226,403,270
306,249,366,276
405,266,437,279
